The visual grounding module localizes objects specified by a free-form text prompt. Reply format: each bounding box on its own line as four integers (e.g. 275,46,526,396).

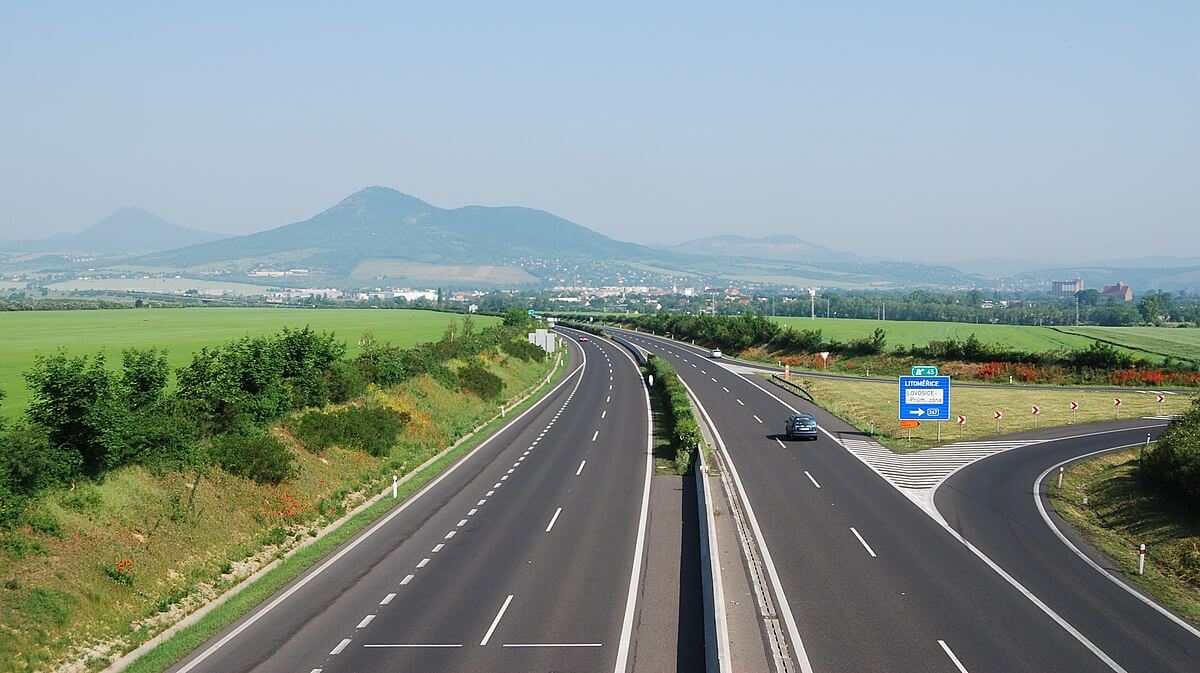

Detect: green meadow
0,307,497,418
770,317,1097,352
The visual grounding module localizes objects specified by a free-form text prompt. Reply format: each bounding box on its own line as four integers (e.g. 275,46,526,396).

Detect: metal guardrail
770,374,815,402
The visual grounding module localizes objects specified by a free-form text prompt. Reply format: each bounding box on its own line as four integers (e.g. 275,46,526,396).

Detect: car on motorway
784,413,819,440
579,335,589,342
708,348,722,358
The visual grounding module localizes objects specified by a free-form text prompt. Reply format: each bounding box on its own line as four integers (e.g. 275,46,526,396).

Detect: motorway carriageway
616,328,1199,673
165,333,652,673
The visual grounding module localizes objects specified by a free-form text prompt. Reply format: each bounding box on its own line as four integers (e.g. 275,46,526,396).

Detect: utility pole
826,298,831,318
1076,296,1081,326
809,288,816,320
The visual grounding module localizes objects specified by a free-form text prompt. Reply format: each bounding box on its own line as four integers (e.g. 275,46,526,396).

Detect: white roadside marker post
1058,466,1064,489
392,474,398,499
1139,544,1146,576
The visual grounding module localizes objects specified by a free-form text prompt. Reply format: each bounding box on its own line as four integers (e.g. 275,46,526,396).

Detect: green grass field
771,317,1099,352
1055,326,1200,364
0,308,496,418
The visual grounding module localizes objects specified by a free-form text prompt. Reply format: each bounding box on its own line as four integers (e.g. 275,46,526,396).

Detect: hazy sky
1,2,1196,262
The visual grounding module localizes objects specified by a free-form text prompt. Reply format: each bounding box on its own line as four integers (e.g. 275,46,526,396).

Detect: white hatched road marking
838,437,1047,490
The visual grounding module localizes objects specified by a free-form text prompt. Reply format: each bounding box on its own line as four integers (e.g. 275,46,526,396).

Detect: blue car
784,413,819,440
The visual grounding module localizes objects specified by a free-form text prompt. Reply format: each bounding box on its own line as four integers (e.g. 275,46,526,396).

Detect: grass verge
116,349,570,673
775,375,1194,452
1048,447,1200,625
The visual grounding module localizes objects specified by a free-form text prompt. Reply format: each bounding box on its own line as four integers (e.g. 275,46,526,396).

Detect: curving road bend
165,332,652,673
613,327,1198,673
937,420,1200,673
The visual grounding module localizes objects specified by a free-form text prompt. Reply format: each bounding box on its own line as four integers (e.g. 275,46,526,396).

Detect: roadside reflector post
1139,544,1146,575
647,374,654,388
1142,433,1150,459
392,474,398,499
1058,466,1064,488
500,404,505,418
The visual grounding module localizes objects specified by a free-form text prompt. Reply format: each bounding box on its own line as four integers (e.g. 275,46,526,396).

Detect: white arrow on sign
911,408,926,416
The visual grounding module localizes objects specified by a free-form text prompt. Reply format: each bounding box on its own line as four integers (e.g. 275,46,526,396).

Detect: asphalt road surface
615,328,1198,673
166,333,652,673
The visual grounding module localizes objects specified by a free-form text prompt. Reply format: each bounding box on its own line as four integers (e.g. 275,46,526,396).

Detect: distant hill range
665,234,862,263
134,187,658,279
19,186,1190,291
0,207,225,255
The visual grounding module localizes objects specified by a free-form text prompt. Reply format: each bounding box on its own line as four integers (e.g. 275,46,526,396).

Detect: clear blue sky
1,1,1196,262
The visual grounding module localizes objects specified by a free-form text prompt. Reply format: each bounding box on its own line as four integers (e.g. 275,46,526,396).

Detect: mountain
0,207,225,254
133,186,661,281
667,234,862,263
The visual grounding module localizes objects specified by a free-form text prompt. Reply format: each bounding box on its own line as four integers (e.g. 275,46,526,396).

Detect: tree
1075,288,1102,306
121,348,170,410
24,351,125,476
503,307,532,328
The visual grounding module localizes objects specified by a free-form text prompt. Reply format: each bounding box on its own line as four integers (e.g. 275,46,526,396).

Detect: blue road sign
898,376,951,421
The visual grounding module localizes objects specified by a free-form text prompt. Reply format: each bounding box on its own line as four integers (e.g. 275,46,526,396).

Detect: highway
165,333,653,673
614,328,1198,673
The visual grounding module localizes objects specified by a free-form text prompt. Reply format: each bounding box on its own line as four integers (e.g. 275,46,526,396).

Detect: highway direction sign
911,365,939,376
898,375,951,421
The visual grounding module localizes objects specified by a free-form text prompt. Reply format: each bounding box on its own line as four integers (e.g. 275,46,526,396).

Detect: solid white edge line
1034,444,1200,640
732,364,1132,673
170,342,587,673
546,507,563,532
849,526,877,558
674,371,814,673
599,330,655,673
480,594,514,646
692,383,733,673
938,640,970,673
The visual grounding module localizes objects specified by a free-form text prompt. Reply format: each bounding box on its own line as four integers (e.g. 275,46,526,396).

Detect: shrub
428,363,461,391
208,423,295,485
1,422,79,495
1140,398,1200,506
324,359,367,404
24,507,61,537
646,355,701,474
288,406,408,457
458,362,504,400
502,339,548,362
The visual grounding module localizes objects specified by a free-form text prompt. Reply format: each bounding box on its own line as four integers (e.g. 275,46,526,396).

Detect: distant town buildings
1051,278,1084,297
249,268,309,277
1102,281,1134,301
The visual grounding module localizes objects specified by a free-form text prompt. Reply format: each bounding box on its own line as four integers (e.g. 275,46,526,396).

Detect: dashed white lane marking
546,507,563,532
364,644,464,648
737,398,744,405
805,471,821,488
753,414,762,424
938,640,970,673
468,508,479,515
357,614,375,629
711,377,718,383
606,395,610,403
507,468,515,474
592,430,599,442
609,384,613,390
432,543,444,553
444,530,457,539
692,363,697,368
477,499,486,506
400,574,414,585
481,595,514,646
310,668,323,673
493,481,502,488
577,460,586,475
330,638,351,655
486,490,495,497
723,386,730,393
458,518,469,526
503,643,603,648
501,475,509,481
850,527,877,558
380,593,395,605
417,558,430,568
776,438,786,448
